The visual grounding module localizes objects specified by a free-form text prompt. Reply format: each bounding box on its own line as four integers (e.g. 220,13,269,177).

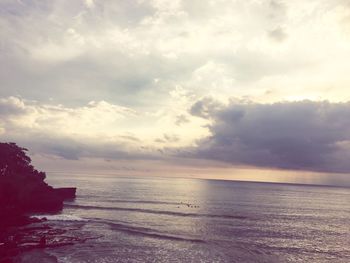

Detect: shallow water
30,175,350,262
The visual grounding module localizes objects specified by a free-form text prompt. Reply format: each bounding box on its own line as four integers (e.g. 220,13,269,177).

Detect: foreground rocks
0,222,97,263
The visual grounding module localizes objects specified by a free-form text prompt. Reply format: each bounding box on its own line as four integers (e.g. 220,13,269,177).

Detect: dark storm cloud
189,99,350,173
190,97,223,118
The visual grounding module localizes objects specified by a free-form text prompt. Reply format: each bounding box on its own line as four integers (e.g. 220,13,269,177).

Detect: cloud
84,0,94,9
155,134,180,144
190,97,223,118
0,96,156,160
268,26,288,42
0,97,27,116
175,114,189,126
0,96,207,159
2,0,350,109
189,99,350,173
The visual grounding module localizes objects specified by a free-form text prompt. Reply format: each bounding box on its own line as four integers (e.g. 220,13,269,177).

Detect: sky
1,0,350,186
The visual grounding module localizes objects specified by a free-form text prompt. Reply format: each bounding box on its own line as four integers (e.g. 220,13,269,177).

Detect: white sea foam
33,214,87,222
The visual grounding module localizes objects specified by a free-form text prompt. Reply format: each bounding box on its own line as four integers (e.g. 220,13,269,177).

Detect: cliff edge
0,141,76,230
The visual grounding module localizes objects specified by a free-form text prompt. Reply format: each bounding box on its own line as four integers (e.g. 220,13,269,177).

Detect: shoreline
0,216,75,263
0,216,47,262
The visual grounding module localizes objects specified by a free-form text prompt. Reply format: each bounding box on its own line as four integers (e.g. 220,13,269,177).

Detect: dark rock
53,188,76,200
14,251,58,263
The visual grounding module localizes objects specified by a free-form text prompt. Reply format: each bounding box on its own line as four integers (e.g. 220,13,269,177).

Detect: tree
0,142,45,180
0,142,63,213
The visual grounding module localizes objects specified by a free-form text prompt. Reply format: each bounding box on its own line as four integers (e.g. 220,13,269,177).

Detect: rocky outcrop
0,182,76,217
0,142,77,220
0,142,77,261
53,188,76,200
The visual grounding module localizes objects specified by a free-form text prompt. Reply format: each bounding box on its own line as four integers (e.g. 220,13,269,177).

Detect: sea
22,174,350,263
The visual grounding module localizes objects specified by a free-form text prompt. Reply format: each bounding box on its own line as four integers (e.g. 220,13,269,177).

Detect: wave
76,197,186,206
64,204,248,220
101,199,185,205
100,220,205,243
33,214,88,222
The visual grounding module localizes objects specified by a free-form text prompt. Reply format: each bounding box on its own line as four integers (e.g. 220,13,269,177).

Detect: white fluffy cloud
0,96,207,159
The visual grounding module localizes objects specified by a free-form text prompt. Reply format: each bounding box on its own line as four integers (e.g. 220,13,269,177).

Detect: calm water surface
33,175,350,262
